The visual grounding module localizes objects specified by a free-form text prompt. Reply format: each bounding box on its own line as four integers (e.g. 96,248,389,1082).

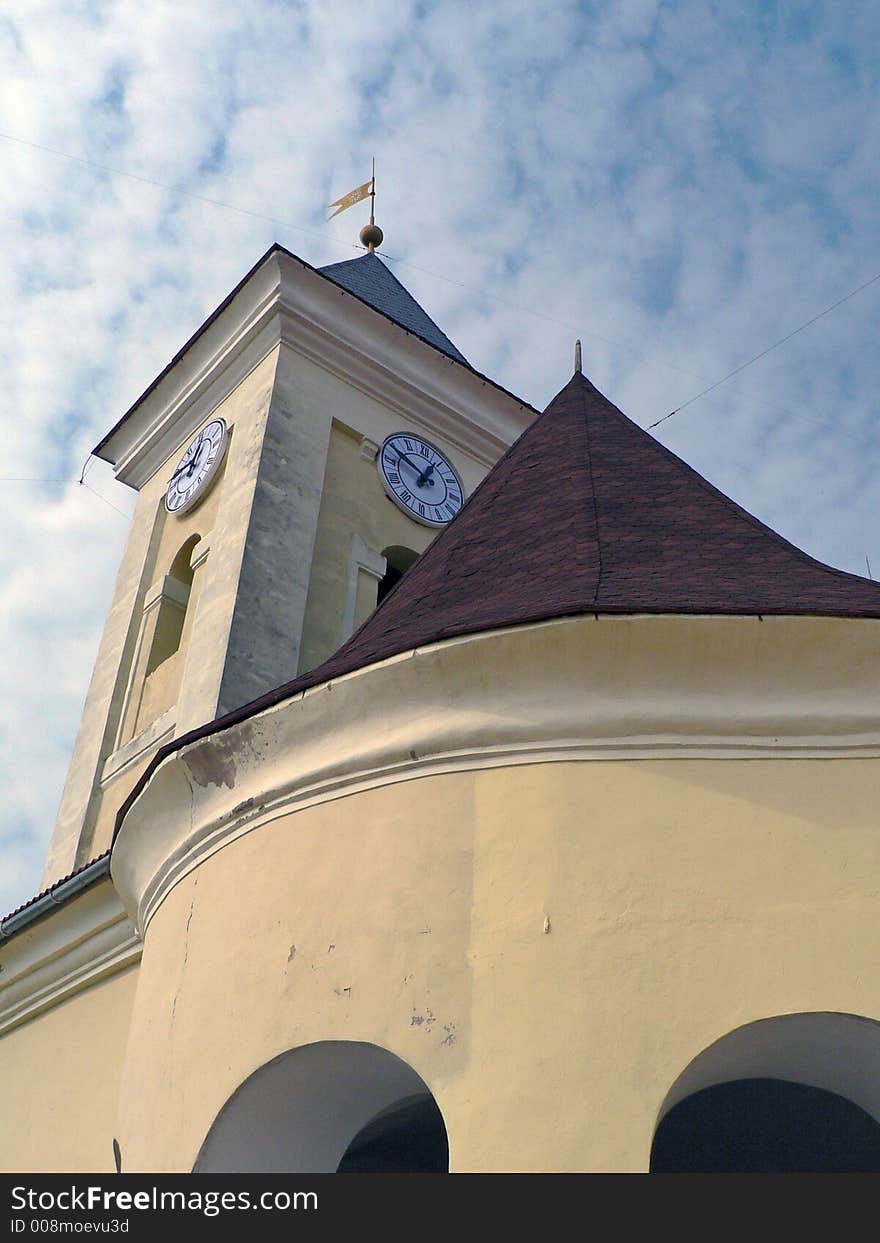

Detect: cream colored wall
77,412,234,863
50,334,505,877
115,753,880,1172
299,420,436,672
48,352,278,877
0,964,139,1172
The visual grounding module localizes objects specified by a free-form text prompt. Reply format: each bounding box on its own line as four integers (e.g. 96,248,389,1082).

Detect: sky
1,0,880,918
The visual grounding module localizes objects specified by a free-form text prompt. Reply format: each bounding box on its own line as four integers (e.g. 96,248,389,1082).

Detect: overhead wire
0,131,365,255
0,128,831,411
2,130,879,442
0,473,132,520
648,270,880,429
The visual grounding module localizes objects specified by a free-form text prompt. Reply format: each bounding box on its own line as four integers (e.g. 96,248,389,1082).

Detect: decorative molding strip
102,708,176,787
0,880,141,1035
359,435,380,463
110,613,880,936
339,536,387,645
108,253,532,489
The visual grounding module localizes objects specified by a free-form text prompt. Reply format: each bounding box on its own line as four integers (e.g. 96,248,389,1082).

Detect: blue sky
1,0,880,915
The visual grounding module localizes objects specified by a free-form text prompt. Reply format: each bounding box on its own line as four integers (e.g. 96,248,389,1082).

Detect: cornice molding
102,708,175,786
103,252,533,489
0,880,141,1035
111,613,880,936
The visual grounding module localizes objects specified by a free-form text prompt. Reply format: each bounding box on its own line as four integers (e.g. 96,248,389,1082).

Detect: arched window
652,1078,880,1172
337,1094,448,1173
378,545,419,605
145,535,199,675
117,533,204,745
651,1013,880,1172
194,1041,448,1173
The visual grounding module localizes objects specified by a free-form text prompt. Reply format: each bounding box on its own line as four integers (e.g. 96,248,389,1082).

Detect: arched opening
378,545,419,605
145,535,199,675
652,1078,880,1172
193,1041,448,1173
651,1013,880,1173
337,1094,448,1173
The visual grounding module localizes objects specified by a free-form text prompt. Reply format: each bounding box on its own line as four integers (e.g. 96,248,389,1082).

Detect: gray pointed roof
319,252,469,365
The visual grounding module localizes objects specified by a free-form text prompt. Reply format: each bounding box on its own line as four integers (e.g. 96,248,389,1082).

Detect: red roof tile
0,851,111,930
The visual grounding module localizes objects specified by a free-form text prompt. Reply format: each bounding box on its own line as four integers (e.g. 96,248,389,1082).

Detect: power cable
0,131,364,256
3,131,879,440
0,474,132,520
648,270,880,429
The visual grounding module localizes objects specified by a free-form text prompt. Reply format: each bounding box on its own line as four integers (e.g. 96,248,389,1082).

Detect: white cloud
1,0,879,916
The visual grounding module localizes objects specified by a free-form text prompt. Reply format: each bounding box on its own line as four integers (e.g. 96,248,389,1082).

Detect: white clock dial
377,433,464,528
165,418,228,515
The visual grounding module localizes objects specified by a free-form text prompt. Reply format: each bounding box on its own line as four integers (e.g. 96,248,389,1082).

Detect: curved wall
112,614,880,1171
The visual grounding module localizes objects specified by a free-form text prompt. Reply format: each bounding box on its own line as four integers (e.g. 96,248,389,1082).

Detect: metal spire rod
359,157,383,251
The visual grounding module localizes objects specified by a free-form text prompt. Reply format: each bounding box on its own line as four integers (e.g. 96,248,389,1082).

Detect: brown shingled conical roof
245,372,880,704
114,370,880,840
299,370,880,688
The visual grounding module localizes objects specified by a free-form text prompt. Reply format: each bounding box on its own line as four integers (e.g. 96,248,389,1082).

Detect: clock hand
396,451,423,475
398,452,438,488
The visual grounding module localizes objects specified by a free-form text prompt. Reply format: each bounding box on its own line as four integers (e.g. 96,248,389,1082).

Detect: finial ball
359,223,384,250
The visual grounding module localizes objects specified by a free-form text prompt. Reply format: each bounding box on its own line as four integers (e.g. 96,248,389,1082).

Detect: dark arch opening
378,545,419,605
194,1041,447,1173
145,534,199,675
651,1078,880,1172
337,1094,448,1172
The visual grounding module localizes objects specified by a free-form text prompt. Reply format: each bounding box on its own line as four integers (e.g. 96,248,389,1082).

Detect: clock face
377,433,464,527
165,419,228,515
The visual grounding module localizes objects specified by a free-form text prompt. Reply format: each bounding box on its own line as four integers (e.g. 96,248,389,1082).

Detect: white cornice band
111,613,880,936
103,253,534,488
0,880,140,1035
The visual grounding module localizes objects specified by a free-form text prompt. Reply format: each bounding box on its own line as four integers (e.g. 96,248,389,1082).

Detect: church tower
6,236,880,1176
41,244,533,886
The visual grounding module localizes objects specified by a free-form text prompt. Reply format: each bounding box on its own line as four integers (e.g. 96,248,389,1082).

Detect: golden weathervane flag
327,178,373,221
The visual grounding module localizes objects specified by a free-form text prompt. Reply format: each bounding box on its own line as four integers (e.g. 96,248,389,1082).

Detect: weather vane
327,157,383,251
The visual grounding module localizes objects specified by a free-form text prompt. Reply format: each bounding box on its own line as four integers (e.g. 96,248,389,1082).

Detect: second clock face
377,433,465,527
165,418,228,515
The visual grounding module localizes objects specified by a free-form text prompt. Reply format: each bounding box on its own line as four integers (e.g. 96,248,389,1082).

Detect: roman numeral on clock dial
377,432,466,529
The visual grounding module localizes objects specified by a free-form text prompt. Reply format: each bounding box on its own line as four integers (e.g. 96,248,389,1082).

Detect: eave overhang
93,245,536,488
111,612,880,935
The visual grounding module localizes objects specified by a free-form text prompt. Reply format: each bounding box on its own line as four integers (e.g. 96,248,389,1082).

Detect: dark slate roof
319,252,469,365
114,370,880,842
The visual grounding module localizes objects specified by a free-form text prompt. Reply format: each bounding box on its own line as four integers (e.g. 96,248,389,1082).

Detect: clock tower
7,235,880,1176
41,243,533,887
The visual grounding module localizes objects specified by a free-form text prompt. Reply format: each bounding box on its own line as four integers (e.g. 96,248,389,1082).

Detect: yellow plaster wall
298,420,436,673
116,753,880,1172
0,965,139,1173
78,361,270,865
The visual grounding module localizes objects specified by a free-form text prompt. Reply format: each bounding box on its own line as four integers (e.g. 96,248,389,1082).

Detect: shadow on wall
378,545,419,605
193,1040,448,1173
651,1012,880,1172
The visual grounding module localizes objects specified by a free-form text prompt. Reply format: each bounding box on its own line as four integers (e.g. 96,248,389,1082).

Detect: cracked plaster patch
183,724,256,789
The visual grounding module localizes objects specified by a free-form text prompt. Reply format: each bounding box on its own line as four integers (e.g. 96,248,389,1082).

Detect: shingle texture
319,252,468,365
113,370,880,842
287,369,880,693
1,851,110,926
